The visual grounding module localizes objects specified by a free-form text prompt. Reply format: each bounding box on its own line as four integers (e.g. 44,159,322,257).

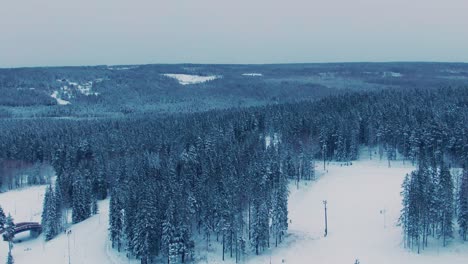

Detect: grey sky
1,0,467,67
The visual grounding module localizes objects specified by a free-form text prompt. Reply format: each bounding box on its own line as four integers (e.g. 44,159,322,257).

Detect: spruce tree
458,167,468,241
54,183,64,230
109,188,124,251
42,185,58,241
0,206,6,228
6,251,14,264
438,164,454,246
4,214,15,264
72,174,91,223
399,173,410,248
91,194,99,215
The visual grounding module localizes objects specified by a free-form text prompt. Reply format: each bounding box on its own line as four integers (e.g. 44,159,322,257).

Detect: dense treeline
0,87,467,262
0,160,53,190
399,150,468,253
399,162,466,253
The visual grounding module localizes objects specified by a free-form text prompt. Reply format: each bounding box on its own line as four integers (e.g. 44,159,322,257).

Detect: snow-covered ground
265,133,280,148
242,73,263,77
162,74,220,85
233,157,468,264
51,91,71,105
0,186,138,264
383,71,403,78
52,79,100,105
0,185,46,223
2,153,467,263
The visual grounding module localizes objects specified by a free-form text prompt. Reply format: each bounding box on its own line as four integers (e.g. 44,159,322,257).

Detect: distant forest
1,85,467,263
1,62,468,118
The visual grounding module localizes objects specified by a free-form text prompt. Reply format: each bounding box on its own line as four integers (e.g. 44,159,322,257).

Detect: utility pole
323,200,328,237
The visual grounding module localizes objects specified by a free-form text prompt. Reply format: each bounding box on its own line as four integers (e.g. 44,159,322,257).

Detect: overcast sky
1,0,467,67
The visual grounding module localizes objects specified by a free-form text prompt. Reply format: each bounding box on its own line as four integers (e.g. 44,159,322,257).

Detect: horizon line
1,60,468,70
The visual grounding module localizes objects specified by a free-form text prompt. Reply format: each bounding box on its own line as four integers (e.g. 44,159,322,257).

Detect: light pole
322,144,327,171
380,209,386,229
67,230,72,264
323,200,328,237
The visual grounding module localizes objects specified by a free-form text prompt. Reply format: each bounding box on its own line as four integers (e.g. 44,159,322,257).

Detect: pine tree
6,251,14,264
162,201,176,263
399,173,410,248
91,194,99,215
0,206,6,228
109,188,124,252
458,167,468,241
408,131,420,164
4,214,14,264
438,164,454,246
72,174,91,224
131,185,159,264
54,183,64,230
4,213,13,227
400,164,434,253
42,185,58,241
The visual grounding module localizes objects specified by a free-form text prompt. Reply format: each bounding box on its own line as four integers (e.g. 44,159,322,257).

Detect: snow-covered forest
1,83,467,263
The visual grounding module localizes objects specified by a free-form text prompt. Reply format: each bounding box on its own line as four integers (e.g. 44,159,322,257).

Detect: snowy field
50,91,71,105
2,154,468,263
242,73,263,77
0,189,139,264
162,74,220,85
234,158,468,264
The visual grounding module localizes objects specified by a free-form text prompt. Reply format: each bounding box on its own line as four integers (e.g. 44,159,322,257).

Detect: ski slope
2,154,468,263
236,158,468,264
0,187,138,264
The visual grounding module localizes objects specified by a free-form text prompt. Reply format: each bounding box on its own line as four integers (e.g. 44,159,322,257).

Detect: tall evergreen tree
72,174,91,224
6,251,14,264
458,167,468,241
4,214,15,264
0,206,6,228
438,164,454,246
41,185,58,240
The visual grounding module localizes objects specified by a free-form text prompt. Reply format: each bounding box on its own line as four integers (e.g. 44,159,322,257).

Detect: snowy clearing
383,71,403,78
0,187,138,264
230,158,468,264
0,185,46,223
58,79,99,96
242,73,263,77
162,74,220,85
265,133,280,148
50,91,71,105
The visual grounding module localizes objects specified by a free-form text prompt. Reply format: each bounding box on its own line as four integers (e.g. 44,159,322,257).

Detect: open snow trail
243,159,468,264
0,192,138,264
